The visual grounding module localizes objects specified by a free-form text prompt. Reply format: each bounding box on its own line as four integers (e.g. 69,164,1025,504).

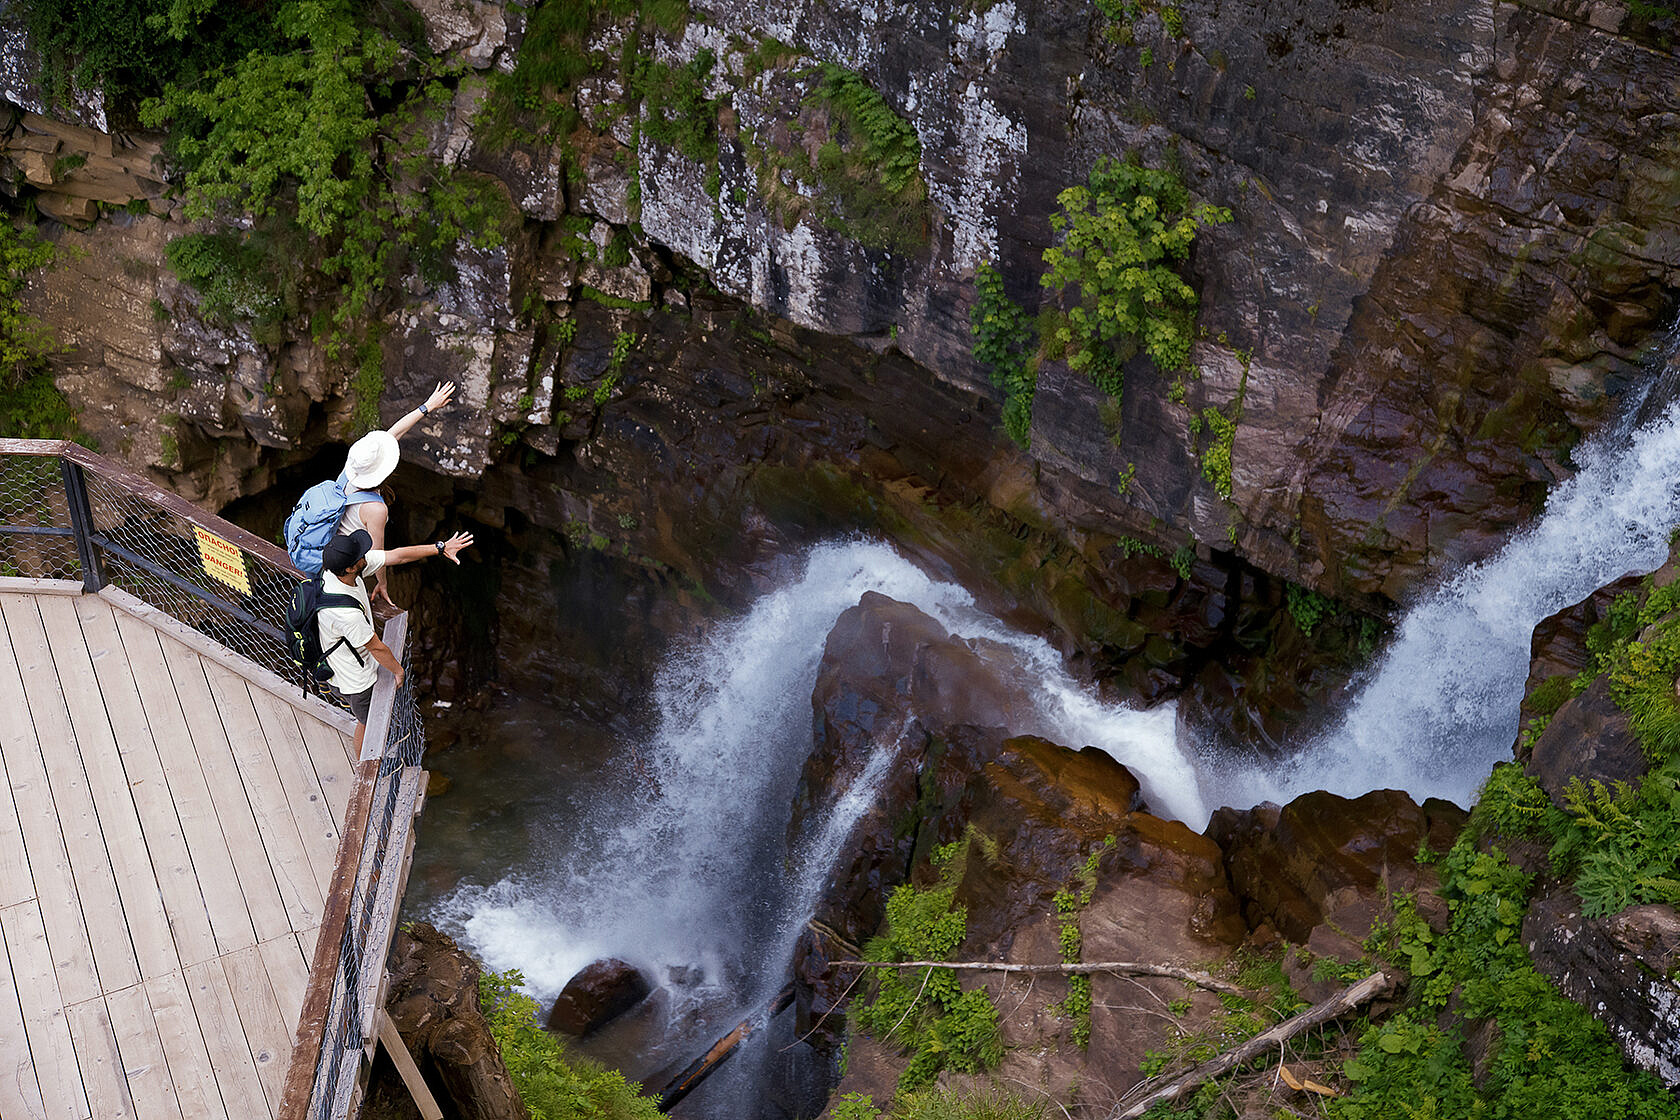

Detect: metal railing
0,439,428,1120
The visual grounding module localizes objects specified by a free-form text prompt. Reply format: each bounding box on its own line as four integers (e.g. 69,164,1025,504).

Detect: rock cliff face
10,0,1680,722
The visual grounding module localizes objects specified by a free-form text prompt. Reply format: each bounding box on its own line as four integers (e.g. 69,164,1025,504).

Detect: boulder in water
546,959,651,1036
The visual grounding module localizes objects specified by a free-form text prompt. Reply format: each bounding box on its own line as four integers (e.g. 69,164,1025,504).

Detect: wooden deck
0,585,360,1120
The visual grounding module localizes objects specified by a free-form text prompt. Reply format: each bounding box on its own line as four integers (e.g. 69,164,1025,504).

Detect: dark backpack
285,576,368,695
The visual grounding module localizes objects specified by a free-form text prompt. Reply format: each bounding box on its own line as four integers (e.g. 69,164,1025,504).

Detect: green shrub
1549,758,1680,917
970,263,1037,449
141,1,515,343
1040,155,1230,396
165,231,289,324
1336,834,1677,1119
14,0,283,117
758,63,928,254
479,969,662,1120
637,48,722,166
854,838,1003,1093
0,217,78,439
1285,582,1335,637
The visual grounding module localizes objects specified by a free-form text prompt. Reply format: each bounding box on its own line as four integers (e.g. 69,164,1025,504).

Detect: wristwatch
434,540,445,554
418,403,430,415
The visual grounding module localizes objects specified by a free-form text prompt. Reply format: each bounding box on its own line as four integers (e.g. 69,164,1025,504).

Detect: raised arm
386,381,457,441
383,530,475,568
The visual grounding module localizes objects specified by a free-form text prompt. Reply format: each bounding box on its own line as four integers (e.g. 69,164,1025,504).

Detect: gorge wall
7,0,1680,718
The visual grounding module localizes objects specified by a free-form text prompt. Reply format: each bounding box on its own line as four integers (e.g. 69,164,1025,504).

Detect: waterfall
1204,395,1680,817
429,342,1680,1114
427,539,1184,1094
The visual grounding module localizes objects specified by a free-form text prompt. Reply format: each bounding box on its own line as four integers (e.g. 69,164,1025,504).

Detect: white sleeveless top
335,489,385,536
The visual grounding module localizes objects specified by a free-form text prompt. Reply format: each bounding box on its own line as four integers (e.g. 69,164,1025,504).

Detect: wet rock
790,594,1244,1063
1524,892,1680,1085
546,958,652,1036
1524,674,1648,806
1207,788,1466,943
371,922,521,1120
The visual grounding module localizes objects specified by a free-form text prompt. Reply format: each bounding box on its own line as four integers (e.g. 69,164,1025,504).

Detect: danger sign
193,526,252,597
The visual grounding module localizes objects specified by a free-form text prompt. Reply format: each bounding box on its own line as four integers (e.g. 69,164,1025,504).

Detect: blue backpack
284,474,384,575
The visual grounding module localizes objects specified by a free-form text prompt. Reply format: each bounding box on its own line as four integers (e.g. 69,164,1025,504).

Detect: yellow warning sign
193,526,252,597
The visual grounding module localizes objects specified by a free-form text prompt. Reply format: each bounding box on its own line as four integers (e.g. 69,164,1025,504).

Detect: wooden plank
358,614,408,763
38,595,179,981
145,970,227,1120
222,944,294,1114
66,997,138,1119
247,687,342,898
161,648,291,944
114,615,256,958
199,663,324,935
0,646,36,908
97,589,357,737
106,982,186,1120
378,1011,444,1120
275,760,377,1120
0,905,47,1120
257,936,311,1041
291,710,356,825
0,593,117,1004
74,597,218,969
1,900,90,1119
0,577,83,595
182,958,269,1120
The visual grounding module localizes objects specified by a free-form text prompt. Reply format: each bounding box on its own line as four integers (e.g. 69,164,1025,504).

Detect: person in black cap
318,526,474,750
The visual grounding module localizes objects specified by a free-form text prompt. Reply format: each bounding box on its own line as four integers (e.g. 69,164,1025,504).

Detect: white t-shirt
317,550,387,694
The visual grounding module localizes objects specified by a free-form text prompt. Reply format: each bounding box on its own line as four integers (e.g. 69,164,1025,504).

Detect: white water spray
1206,398,1680,816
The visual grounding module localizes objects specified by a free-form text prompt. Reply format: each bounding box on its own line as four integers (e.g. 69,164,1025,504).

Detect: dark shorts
334,685,374,724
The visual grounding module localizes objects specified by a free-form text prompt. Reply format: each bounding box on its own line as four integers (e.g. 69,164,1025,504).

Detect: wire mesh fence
311,639,428,1118
0,451,80,580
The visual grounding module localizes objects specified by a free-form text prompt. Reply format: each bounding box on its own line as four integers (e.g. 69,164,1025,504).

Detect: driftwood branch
831,959,1247,996
1111,969,1402,1120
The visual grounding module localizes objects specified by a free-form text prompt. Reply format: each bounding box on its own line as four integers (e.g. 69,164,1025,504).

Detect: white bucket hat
344,430,399,489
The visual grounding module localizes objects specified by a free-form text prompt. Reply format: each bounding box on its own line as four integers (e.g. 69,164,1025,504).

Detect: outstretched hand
424,381,457,414
440,530,475,563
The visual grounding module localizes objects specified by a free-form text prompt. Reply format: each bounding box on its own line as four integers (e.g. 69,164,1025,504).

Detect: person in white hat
338,380,456,605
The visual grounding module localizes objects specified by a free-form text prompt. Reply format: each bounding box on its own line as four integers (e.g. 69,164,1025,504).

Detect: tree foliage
1041,155,1229,381
138,0,515,341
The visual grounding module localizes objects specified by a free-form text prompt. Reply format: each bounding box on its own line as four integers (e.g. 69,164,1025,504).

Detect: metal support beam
59,459,104,592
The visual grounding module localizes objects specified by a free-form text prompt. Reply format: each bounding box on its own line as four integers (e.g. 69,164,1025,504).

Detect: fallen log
1111,968,1402,1119
832,959,1246,996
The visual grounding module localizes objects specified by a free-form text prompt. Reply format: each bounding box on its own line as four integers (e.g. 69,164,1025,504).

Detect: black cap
321,528,373,575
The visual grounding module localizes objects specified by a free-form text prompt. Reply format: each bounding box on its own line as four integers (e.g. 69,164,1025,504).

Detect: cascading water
424,540,1186,1110
1206,392,1680,817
